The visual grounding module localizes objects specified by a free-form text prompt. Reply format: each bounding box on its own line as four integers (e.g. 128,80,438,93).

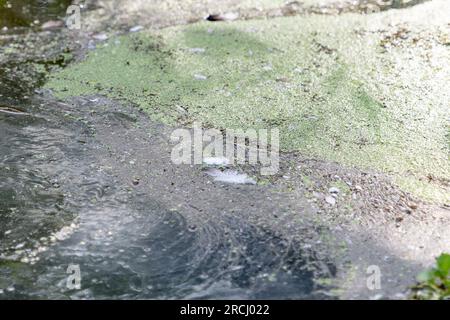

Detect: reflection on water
0,0,72,29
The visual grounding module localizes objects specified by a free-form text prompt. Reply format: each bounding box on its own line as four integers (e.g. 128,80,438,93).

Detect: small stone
132,178,140,185
407,202,418,210
194,74,207,81
354,185,362,192
129,25,144,33
312,191,323,199
41,20,64,30
325,196,336,206
20,257,30,263
206,12,239,21
329,187,340,194
4,230,11,235
93,33,108,41
15,243,25,249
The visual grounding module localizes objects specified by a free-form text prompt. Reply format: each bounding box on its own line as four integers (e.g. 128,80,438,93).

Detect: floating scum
46,6,450,202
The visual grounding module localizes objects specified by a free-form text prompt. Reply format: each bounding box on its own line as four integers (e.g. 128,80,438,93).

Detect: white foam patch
206,169,256,185
202,157,230,166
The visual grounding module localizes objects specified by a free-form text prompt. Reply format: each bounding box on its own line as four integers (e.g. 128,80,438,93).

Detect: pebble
93,33,108,41
407,202,418,209
41,20,64,30
329,187,340,194
312,191,323,199
194,74,207,80
206,12,239,21
15,243,25,249
129,25,144,33
325,196,336,206
20,257,30,263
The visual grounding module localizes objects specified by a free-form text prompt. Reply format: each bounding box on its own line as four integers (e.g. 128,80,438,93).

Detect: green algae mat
46,8,450,202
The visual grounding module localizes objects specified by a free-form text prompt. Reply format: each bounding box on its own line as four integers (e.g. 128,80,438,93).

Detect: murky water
0,1,336,299
0,107,330,299
0,0,71,29
0,72,336,299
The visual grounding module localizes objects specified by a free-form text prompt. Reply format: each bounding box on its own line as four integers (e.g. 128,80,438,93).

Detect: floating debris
41,20,64,30
93,33,108,41
0,105,28,116
206,168,256,185
328,187,340,194
194,74,207,81
129,25,144,33
206,12,239,22
188,47,206,54
203,157,230,166
325,196,336,206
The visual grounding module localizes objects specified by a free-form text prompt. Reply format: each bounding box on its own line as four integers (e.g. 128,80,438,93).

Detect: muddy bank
81,0,432,31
